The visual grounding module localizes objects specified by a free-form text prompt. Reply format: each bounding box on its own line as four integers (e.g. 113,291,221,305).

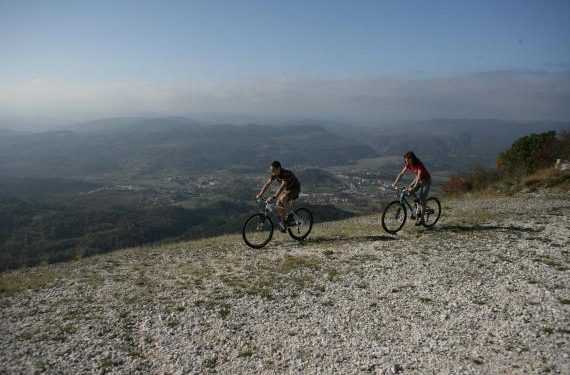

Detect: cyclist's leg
280,188,299,224
418,179,431,219
277,191,291,217
287,186,300,214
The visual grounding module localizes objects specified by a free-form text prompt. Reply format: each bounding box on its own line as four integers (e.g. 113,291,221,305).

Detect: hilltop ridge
1,190,569,374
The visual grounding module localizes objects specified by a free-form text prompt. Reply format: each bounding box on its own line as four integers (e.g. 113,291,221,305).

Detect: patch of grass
471,357,484,365
101,356,114,369
392,284,416,293
496,254,513,263
202,357,218,369
297,349,311,362
178,262,215,287
195,298,234,318
327,268,341,282
558,298,570,305
218,254,329,301
34,360,47,372
460,208,505,224
527,236,551,243
0,267,68,296
134,272,152,287
533,256,569,271
166,320,180,328
219,303,231,319
17,327,41,341
280,254,321,272
80,273,103,287
122,345,142,358
62,324,77,334
314,285,326,293
346,254,378,265
238,348,256,358
418,297,433,304
542,327,554,335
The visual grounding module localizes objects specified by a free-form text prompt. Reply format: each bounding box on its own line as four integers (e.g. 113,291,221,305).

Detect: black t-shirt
271,168,300,190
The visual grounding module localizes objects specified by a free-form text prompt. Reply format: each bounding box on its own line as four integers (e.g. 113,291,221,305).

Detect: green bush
496,131,559,175
443,130,568,195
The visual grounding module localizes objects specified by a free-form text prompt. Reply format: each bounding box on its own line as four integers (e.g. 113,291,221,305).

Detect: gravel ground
1,192,569,374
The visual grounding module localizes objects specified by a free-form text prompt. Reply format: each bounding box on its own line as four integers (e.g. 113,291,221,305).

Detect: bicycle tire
287,208,313,241
422,197,441,228
381,200,407,234
242,213,274,249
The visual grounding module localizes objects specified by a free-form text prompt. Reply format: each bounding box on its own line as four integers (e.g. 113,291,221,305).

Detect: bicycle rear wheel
422,197,441,228
242,213,273,249
381,201,407,234
287,208,313,241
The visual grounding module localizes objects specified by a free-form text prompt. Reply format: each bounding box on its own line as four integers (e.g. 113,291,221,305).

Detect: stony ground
1,191,569,374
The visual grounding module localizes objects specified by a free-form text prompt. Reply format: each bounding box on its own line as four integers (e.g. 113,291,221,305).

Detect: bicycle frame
258,199,297,226
395,188,420,218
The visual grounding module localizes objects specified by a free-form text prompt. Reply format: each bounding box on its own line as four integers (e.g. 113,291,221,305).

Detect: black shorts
282,183,300,201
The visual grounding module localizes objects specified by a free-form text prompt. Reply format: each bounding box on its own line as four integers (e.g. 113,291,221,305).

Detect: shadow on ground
431,224,542,234
290,234,398,247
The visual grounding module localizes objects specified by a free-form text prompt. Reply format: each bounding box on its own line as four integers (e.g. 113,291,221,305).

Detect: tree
496,131,559,175
558,131,570,160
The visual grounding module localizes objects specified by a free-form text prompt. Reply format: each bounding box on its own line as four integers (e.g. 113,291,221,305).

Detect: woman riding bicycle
392,151,432,225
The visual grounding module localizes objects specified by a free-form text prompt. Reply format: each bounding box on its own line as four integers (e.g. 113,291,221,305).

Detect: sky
0,0,569,127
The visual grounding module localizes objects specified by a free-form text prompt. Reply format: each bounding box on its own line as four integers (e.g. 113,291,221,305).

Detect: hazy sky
1,0,569,126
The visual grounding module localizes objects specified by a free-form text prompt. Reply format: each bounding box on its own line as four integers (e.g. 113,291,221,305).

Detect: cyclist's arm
393,166,408,186
410,169,424,189
256,178,273,199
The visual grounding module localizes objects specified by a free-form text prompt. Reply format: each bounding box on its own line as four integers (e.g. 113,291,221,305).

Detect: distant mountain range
0,117,568,181
330,118,570,170
0,117,377,181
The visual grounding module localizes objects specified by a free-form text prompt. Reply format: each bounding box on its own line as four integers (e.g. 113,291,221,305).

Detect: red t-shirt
406,161,431,182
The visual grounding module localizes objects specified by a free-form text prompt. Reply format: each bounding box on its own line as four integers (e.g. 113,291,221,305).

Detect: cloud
1,70,569,125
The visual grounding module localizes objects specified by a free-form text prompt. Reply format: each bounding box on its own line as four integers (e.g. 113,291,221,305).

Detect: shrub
441,166,499,195
496,131,559,175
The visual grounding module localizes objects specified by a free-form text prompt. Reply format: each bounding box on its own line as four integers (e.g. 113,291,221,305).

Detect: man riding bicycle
392,151,432,225
256,161,301,229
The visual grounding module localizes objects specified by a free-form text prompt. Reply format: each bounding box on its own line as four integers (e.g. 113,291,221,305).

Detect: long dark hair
403,151,422,166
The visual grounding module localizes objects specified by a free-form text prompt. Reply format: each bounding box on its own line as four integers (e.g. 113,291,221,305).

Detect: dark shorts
281,184,300,201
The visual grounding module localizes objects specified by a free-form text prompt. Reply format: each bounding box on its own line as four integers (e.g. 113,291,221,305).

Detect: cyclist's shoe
415,217,425,226
278,222,287,233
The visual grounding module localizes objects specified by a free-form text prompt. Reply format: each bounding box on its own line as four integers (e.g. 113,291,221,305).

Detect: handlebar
392,185,417,197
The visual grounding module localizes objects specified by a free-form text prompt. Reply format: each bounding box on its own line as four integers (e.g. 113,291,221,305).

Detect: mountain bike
242,198,313,249
381,186,441,234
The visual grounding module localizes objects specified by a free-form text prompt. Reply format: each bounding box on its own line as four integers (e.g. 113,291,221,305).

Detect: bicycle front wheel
288,208,313,241
381,201,407,234
242,213,274,249
422,197,441,228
